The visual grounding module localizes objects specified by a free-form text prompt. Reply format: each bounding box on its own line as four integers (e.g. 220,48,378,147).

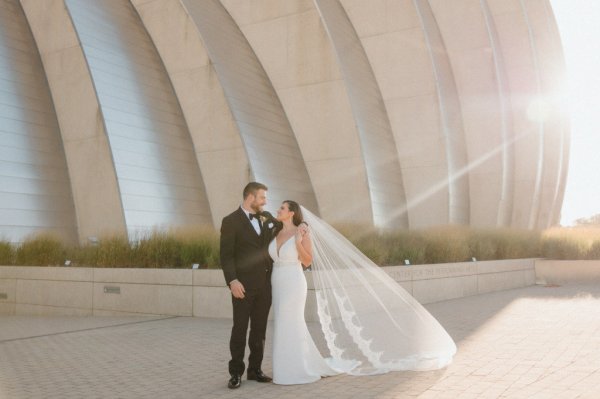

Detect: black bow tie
249,213,260,220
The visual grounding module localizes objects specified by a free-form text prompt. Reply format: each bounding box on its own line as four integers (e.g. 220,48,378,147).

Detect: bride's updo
283,200,304,226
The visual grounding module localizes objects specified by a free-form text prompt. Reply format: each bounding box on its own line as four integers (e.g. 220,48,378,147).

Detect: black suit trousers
229,285,271,376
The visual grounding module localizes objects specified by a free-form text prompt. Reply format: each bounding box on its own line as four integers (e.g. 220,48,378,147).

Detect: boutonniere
267,222,274,229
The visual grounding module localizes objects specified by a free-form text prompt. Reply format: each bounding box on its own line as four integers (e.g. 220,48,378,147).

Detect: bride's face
276,202,294,222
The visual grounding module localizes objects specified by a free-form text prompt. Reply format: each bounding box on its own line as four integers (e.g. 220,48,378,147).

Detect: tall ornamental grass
3,225,600,267
0,228,220,268
14,234,66,266
343,225,540,265
129,228,220,268
0,241,14,265
541,227,600,260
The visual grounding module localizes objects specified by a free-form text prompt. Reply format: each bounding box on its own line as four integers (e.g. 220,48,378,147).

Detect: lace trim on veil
302,206,456,375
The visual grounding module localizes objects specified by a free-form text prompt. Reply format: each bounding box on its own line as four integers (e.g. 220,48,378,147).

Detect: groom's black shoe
228,374,242,389
247,369,272,383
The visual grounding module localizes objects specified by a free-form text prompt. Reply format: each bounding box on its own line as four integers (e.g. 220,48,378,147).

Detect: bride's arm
295,225,313,267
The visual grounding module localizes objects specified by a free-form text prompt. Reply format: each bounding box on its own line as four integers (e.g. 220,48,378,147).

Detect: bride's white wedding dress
269,236,353,385
268,207,456,381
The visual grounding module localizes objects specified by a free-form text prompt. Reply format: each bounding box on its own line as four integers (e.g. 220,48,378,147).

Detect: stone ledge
0,259,537,317
0,266,94,281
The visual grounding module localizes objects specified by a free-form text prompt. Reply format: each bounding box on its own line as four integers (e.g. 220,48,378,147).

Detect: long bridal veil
301,206,456,375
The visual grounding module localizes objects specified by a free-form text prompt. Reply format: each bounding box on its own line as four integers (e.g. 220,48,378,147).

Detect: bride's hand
296,224,308,243
295,228,303,243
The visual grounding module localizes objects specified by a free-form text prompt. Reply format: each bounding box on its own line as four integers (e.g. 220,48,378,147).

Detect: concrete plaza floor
1,284,600,398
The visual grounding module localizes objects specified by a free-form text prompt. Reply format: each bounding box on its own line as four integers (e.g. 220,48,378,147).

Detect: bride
267,201,456,385
269,200,349,384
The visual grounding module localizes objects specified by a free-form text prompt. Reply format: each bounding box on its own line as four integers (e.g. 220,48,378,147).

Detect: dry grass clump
0,241,14,265
422,226,471,264
541,227,600,260
336,225,540,265
474,228,541,260
0,227,219,268
334,224,427,265
71,235,132,267
14,233,66,266
3,224,600,268
128,227,220,268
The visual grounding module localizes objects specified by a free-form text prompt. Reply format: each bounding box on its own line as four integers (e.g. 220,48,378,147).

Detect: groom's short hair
243,182,268,199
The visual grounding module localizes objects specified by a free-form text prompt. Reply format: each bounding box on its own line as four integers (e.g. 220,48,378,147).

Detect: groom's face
250,189,267,213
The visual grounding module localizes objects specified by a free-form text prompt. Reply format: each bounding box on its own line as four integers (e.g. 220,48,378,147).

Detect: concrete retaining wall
534,260,600,285
0,259,536,319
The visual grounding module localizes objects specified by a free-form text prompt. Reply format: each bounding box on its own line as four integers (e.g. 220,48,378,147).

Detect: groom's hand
259,210,282,231
229,279,245,299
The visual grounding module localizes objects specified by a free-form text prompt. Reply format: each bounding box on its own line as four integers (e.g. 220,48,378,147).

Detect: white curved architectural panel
20,0,127,242
480,0,516,227
220,0,374,226
486,0,543,229
552,118,570,227
428,0,515,227
521,0,567,229
0,0,569,237
0,0,77,242
314,0,408,229
413,0,470,225
131,0,250,227
64,0,212,233
545,5,570,228
342,1,447,228
181,0,318,213
543,0,570,229
518,0,546,229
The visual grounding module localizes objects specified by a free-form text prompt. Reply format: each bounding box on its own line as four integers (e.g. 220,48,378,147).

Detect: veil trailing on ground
300,206,456,375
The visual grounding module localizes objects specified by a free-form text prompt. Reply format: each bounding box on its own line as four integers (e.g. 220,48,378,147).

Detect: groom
220,182,274,389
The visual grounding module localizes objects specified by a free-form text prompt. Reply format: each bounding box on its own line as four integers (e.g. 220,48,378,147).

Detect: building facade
0,0,568,243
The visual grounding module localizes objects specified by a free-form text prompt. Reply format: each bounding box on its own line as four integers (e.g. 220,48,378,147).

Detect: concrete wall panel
132,0,250,225
93,282,192,316
315,0,408,229
64,0,212,234
429,0,517,228
487,0,544,229
181,0,318,214
0,260,536,317
343,0,465,228
20,0,126,241
2,0,569,233
221,0,373,224
0,0,77,243
521,0,567,228
16,279,93,310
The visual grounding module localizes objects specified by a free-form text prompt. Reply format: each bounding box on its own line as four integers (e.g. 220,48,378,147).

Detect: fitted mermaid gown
269,236,349,385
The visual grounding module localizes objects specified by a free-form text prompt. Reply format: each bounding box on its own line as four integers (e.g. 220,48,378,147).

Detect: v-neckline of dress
276,235,294,257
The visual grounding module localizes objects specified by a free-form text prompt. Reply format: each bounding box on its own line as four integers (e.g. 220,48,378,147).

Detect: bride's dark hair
283,200,303,226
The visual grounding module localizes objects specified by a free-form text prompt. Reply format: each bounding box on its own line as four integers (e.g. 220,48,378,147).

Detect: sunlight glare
526,97,552,123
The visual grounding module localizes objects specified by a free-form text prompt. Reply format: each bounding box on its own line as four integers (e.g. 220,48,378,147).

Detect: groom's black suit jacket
220,207,273,289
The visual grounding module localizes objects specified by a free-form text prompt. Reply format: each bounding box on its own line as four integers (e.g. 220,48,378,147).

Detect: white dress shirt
241,206,261,235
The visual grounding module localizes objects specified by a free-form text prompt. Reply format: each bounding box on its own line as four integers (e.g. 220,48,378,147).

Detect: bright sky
550,0,600,225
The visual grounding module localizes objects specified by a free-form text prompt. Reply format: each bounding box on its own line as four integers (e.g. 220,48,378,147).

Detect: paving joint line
0,316,180,345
